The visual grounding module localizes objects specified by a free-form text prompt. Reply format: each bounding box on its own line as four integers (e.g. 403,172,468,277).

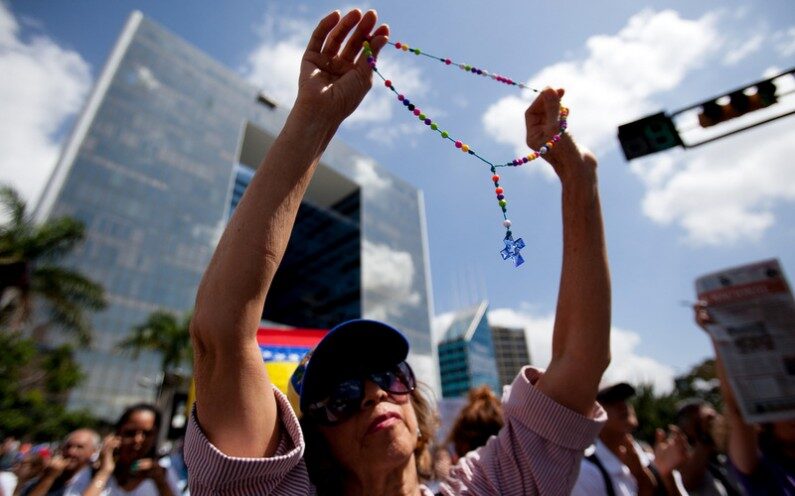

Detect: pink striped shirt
185,367,605,495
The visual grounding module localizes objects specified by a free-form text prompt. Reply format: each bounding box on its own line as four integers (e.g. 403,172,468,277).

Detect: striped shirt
185,367,605,495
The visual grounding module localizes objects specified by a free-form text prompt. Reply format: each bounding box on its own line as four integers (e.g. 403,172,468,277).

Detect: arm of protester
653,427,688,496
189,9,389,458
619,436,656,496
23,455,68,496
694,303,760,476
531,88,611,415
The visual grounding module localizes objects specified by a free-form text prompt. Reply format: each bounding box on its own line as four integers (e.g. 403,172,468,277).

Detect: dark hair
301,383,437,495
115,403,162,459
447,385,504,458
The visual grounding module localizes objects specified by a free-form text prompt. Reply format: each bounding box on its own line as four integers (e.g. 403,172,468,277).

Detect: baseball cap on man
596,382,636,404
287,319,409,419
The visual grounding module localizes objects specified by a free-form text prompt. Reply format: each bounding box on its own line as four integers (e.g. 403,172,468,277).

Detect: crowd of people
3,7,793,496
0,405,186,496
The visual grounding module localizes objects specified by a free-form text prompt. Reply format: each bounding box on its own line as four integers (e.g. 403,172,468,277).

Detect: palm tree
118,310,193,374
0,185,106,345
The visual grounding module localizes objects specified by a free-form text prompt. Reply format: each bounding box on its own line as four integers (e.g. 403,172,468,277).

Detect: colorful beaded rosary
362,40,568,267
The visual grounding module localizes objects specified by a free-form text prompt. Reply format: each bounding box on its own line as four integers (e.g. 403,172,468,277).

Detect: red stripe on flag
256,327,328,347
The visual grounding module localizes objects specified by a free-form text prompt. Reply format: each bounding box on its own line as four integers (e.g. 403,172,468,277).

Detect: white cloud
350,156,391,197
631,114,795,246
362,240,421,321
243,10,427,131
486,307,675,393
0,3,92,204
482,9,720,178
723,34,765,65
775,27,795,57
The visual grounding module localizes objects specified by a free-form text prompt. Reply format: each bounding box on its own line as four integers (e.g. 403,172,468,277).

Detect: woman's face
117,410,157,463
319,379,419,475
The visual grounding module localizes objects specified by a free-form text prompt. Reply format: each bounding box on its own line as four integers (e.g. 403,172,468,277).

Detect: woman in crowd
185,8,611,495
84,404,179,496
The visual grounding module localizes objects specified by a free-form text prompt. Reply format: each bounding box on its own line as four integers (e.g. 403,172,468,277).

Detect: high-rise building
491,325,531,387
437,301,500,398
34,11,436,419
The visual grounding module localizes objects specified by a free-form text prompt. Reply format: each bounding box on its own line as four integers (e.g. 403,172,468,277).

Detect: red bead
455,141,462,148
397,94,404,101
395,42,402,49
385,80,392,88
413,108,421,116
445,58,452,65
496,187,504,194
492,174,500,182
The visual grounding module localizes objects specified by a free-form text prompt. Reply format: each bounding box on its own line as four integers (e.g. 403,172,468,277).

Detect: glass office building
438,301,500,398
491,325,531,387
34,12,436,419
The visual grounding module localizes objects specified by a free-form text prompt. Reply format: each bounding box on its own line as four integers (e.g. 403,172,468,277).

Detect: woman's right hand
292,9,389,131
97,435,119,475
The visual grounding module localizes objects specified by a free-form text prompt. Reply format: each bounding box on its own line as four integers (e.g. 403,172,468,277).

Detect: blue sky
2,0,794,391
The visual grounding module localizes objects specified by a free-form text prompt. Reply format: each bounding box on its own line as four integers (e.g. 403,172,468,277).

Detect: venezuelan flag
257,327,327,393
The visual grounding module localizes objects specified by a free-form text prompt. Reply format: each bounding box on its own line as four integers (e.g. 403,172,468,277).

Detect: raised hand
97,434,119,475
654,426,688,476
524,87,596,182
294,9,389,127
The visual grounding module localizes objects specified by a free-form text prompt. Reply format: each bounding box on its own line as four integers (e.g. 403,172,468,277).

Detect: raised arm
532,88,612,415
189,9,389,457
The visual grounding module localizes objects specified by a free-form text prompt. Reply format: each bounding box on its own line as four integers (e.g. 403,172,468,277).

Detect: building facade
34,12,436,419
437,301,500,398
491,325,531,387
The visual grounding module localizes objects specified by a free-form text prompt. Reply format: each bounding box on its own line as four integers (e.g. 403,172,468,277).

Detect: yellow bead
461,144,470,153
526,154,535,161
402,45,409,51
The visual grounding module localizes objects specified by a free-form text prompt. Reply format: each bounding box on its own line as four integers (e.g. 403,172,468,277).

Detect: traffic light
698,81,778,128
617,112,683,160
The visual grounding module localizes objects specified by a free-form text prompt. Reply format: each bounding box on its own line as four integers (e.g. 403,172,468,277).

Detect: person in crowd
572,382,689,496
83,404,179,496
675,399,741,495
696,303,795,495
184,7,611,496
0,438,19,472
20,429,98,496
2,450,48,496
446,385,504,461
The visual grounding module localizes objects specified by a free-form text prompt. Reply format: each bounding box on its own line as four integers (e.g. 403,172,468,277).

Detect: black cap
596,382,636,404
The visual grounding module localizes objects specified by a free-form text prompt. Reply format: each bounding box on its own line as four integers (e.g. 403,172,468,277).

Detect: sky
2,0,794,393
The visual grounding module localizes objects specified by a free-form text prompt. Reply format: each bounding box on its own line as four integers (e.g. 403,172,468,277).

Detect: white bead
503,219,512,228
539,146,548,154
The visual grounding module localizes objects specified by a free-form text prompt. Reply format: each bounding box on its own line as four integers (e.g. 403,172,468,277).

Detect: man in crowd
675,399,741,495
572,383,688,495
20,429,98,496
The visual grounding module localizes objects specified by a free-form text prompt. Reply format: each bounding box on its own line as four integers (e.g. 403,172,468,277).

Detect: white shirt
99,464,181,496
572,439,649,496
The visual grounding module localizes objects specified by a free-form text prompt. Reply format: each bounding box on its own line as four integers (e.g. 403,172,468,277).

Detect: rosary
362,40,569,267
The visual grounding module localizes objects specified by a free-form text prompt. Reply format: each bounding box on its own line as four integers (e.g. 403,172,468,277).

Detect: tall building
491,325,531,387
34,11,436,419
437,301,500,398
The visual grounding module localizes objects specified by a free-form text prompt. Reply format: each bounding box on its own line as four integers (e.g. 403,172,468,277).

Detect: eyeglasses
305,361,416,426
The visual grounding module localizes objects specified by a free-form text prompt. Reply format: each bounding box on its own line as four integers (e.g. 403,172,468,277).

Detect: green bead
499,199,507,207
465,64,471,71
419,113,426,120
441,131,449,138
430,123,438,130
414,48,421,55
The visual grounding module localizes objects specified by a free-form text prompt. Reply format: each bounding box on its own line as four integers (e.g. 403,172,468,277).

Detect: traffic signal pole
617,66,794,160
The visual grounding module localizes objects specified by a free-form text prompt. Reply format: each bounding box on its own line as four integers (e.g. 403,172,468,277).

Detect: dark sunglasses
305,361,416,426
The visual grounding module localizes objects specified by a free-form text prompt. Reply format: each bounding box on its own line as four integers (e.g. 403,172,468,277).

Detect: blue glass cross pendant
500,234,525,267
